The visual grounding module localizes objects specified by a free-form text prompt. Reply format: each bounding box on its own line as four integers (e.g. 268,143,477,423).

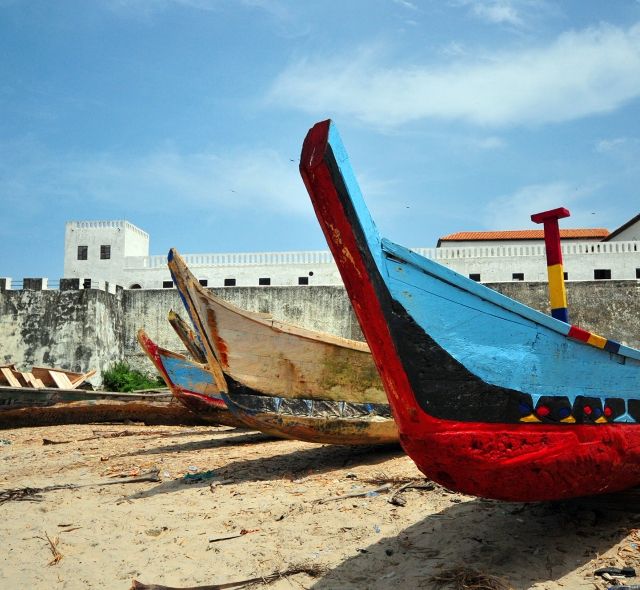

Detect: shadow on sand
310,491,640,590
115,430,278,456
125,440,403,500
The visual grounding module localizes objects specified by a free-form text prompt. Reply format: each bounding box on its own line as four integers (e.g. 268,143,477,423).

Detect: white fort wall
1,281,639,385
53,219,640,289
88,240,640,288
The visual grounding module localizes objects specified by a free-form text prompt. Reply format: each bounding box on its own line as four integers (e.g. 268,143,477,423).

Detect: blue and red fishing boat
300,119,640,501
137,329,245,428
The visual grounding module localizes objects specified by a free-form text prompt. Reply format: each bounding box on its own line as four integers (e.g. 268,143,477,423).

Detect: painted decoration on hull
300,119,640,502
221,390,399,446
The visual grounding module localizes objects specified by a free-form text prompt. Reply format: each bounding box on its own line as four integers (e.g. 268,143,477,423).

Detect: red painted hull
300,120,640,501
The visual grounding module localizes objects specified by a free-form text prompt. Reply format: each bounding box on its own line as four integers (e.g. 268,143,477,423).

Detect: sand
1,423,639,590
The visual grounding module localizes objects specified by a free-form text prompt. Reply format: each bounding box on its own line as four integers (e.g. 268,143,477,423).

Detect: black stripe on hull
324,146,544,425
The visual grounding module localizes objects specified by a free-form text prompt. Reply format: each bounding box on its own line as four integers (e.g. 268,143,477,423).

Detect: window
77,246,88,260
512,273,524,281
308,271,314,276
100,245,111,260
564,272,569,281
199,279,208,287
82,278,92,289
224,278,236,287
259,277,271,286
594,269,611,280
162,280,174,289
129,284,142,289
469,273,481,282
636,268,640,279
298,276,309,285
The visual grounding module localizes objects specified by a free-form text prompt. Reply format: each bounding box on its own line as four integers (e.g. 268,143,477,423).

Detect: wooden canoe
137,329,246,428
0,387,211,429
167,248,387,404
221,390,398,445
300,119,640,502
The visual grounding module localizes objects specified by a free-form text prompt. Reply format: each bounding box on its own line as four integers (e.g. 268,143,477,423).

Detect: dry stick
388,480,436,506
208,529,259,543
43,531,63,566
315,483,393,504
0,470,160,505
130,564,326,590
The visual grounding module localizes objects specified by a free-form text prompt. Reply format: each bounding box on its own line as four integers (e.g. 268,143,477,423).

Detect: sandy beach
1,422,639,590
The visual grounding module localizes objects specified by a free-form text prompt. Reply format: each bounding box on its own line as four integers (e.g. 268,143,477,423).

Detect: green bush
102,362,164,392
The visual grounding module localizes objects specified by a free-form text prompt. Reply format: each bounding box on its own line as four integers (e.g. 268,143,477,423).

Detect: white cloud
595,137,640,154
392,0,418,10
453,0,556,28
469,1,522,26
268,22,640,128
0,142,310,217
481,182,597,229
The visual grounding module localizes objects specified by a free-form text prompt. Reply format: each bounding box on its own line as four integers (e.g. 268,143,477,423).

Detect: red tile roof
440,229,609,242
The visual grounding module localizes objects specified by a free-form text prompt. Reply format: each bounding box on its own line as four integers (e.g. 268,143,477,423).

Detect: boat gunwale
381,238,640,362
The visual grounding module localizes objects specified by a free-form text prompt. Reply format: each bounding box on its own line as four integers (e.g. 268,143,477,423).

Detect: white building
56,215,640,290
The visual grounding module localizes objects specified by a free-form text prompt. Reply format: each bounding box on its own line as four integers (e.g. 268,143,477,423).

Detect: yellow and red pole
531,207,570,323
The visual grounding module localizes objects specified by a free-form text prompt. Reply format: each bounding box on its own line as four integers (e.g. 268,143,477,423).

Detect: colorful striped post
531,207,570,323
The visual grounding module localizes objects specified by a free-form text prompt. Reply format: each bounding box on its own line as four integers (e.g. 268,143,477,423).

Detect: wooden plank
49,371,75,390
0,368,21,388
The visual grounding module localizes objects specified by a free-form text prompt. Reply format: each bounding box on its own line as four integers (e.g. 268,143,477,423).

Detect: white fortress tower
63,221,150,287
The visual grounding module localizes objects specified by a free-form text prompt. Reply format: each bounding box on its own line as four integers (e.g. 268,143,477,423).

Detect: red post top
531,207,571,224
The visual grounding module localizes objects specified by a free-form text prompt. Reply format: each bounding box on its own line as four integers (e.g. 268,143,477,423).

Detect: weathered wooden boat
221,390,398,445
0,387,207,429
300,119,640,501
0,364,95,390
168,309,208,365
167,248,386,404
137,329,246,428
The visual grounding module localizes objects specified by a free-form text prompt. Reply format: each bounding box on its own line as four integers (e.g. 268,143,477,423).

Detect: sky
1,0,639,279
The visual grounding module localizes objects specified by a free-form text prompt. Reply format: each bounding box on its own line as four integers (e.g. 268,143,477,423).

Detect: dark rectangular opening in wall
77,245,88,260
594,269,611,280
100,245,111,260
259,278,271,286
199,279,208,287
224,278,236,287
564,272,569,280
512,273,524,281
83,278,92,289
298,276,309,285
469,273,481,282
162,280,174,288
636,268,640,279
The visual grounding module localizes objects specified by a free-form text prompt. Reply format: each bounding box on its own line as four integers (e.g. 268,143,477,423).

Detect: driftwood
130,563,326,590
0,470,160,505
